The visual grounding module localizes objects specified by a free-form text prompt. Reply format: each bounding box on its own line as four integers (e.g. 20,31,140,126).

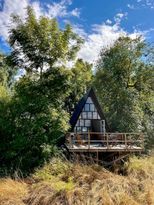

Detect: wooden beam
107,133,109,149
88,130,90,149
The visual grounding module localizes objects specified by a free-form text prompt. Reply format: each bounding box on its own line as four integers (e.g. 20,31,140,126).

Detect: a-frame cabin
65,88,144,165
70,88,109,134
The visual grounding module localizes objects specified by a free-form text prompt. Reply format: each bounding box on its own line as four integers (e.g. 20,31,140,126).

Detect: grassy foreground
0,156,154,205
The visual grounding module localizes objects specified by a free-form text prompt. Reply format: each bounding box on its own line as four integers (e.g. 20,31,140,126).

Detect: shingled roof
70,88,110,131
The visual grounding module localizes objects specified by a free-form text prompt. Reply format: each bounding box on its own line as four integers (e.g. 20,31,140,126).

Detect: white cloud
77,16,143,64
0,0,29,39
31,1,43,19
106,19,112,24
47,1,68,18
70,8,80,17
128,0,154,9
46,1,80,18
145,0,154,9
127,4,135,9
72,24,87,38
0,0,80,40
114,12,127,24
77,23,125,64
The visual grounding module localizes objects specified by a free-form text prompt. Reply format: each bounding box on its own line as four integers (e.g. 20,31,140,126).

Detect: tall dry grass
0,155,153,205
0,178,28,205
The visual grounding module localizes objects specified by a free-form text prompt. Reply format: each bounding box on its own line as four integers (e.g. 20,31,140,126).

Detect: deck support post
72,135,74,148
96,151,98,164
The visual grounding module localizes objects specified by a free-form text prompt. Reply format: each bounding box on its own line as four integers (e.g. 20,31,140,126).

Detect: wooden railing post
125,134,127,149
107,133,109,149
88,130,90,149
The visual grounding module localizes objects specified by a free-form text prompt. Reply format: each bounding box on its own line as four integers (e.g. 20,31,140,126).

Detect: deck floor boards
67,144,143,152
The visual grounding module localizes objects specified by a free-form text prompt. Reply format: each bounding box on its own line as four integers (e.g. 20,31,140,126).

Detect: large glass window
82,112,87,119
87,97,93,104
87,112,92,119
84,104,89,111
77,127,81,132
90,104,95,111
85,120,91,127
79,119,84,126
82,127,87,132
93,112,98,119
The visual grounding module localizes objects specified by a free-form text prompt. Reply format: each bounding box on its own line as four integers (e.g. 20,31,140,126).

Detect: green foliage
0,69,71,173
0,5,153,176
65,59,93,114
0,7,92,174
33,158,74,191
94,37,154,148
9,7,83,78
0,53,17,88
125,156,154,179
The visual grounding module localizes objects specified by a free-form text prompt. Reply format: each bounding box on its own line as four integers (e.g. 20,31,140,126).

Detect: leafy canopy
94,36,154,149
9,6,83,78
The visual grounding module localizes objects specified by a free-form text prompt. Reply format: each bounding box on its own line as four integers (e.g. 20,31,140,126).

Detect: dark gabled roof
70,88,110,131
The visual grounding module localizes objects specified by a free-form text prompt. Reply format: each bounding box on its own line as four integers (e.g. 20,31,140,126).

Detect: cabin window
84,104,89,111
82,112,87,119
86,97,93,104
93,112,98,119
77,127,81,132
82,127,87,132
85,120,91,127
90,104,95,111
79,119,84,126
87,112,92,119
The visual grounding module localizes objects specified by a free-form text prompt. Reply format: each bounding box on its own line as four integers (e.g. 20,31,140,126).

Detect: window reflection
84,104,89,111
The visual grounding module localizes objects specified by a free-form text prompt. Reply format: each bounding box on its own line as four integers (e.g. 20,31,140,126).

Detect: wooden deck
65,132,144,153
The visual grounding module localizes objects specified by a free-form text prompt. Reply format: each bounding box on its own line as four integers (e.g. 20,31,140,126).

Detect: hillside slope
0,156,154,205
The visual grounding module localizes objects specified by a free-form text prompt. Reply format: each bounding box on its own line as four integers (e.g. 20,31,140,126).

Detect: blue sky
0,0,154,63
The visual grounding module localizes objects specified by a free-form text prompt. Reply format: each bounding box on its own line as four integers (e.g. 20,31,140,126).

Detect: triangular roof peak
70,88,110,131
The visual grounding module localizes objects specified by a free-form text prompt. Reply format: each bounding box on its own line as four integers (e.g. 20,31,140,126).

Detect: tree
65,59,93,114
0,53,17,88
0,7,89,174
94,37,154,148
0,67,72,174
9,7,83,79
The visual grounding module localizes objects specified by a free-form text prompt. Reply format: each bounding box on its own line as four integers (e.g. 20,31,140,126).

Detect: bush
0,75,70,175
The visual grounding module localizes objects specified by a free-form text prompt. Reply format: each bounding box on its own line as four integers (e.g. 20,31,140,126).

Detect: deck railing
66,132,144,150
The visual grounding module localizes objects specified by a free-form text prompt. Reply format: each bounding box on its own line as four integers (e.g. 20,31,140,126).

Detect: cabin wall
74,97,101,132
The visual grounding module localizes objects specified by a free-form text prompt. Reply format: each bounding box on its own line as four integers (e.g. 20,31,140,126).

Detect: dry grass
0,155,154,205
0,178,28,205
